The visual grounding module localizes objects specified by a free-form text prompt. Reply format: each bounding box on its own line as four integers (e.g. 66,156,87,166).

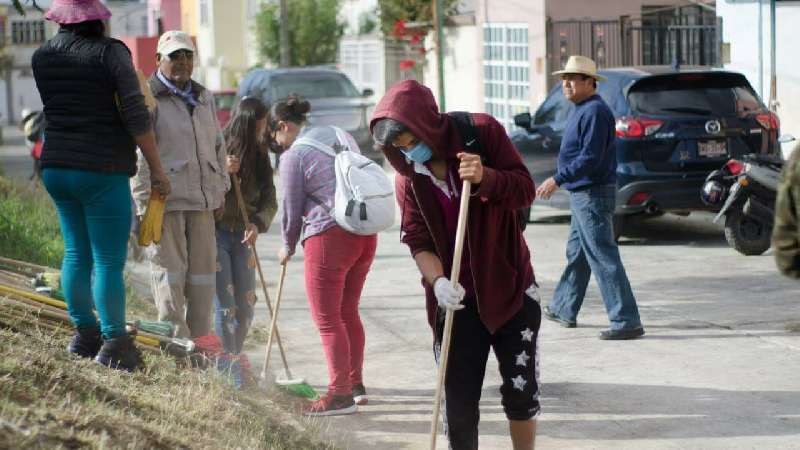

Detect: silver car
237,66,382,164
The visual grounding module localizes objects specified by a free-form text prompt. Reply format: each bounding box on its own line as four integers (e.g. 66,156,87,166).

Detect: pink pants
303,226,377,396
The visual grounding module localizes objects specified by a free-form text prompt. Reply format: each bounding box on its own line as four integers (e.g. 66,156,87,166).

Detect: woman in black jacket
32,0,170,372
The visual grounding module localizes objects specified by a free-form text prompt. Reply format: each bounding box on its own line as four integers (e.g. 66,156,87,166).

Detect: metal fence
547,17,722,88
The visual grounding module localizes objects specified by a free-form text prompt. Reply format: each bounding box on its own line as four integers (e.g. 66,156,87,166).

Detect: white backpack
294,127,395,235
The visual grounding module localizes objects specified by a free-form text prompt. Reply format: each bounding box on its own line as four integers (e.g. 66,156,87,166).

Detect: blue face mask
401,141,433,164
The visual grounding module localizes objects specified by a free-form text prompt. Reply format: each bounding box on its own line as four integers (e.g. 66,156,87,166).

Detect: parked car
236,66,381,164
512,66,783,237
213,89,237,129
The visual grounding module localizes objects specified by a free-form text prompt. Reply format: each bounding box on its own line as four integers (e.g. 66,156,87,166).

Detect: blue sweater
553,94,617,191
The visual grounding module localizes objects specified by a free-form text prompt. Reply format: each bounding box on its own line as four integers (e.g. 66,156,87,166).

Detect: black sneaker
94,334,144,372
543,306,577,328
352,383,368,406
67,326,103,359
599,327,645,340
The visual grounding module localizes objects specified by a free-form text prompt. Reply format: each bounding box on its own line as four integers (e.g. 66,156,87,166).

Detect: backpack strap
449,111,529,231
293,136,338,157
449,111,486,164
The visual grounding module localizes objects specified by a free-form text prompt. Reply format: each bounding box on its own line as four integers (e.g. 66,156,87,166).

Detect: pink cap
44,0,112,25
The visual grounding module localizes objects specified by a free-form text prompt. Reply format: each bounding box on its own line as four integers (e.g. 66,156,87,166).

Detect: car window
627,74,764,117
596,77,628,117
269,73,360,100
534,87,572,126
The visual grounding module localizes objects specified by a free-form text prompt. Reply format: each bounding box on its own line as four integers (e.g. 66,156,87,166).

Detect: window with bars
483,23,530,131
11,20,46,45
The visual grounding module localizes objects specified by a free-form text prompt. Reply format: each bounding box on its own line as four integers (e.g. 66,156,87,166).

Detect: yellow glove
138,191,166,246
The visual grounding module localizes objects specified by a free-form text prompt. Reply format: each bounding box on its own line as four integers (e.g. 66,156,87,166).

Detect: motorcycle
701,154,783,255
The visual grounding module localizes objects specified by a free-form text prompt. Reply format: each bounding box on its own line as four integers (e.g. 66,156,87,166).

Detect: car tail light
726,159,745,175
755,112,780,130
615,117,664,138
627,191,651,206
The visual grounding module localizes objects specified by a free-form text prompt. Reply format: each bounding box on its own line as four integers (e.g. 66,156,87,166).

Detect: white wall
424,24,482,113
718,0,800,158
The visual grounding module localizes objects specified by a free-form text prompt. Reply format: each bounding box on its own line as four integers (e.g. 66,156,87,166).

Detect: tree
377,0,459,37
255,0,344,67
11,0,43,15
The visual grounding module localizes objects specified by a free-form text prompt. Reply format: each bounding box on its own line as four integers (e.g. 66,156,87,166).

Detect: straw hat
44,0,111,25
552,55,607,82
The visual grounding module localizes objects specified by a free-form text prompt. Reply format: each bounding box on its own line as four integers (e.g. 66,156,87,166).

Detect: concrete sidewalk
0,126,34,181
242,197,800,449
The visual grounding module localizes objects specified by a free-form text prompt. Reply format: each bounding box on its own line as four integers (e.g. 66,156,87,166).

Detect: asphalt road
5,127,797,449
242,176,800,449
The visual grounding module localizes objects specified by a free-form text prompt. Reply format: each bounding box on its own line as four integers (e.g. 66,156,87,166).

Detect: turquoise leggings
42,168,131,339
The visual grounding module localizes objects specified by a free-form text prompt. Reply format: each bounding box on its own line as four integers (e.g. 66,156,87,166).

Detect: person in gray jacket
131,31,230,346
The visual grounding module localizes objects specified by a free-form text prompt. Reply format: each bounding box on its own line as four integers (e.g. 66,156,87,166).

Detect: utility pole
433,0,446,111
279,0,290,67
757,0,763,99
769,0,777,112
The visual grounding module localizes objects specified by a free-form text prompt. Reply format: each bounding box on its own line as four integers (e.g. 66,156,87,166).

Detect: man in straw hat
536,55,645,340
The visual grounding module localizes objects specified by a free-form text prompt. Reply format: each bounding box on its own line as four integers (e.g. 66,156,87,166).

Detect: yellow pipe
0,283,163,350
0,284,67,310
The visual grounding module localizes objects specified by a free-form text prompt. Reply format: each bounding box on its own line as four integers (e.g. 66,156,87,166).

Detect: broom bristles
275,380,319,400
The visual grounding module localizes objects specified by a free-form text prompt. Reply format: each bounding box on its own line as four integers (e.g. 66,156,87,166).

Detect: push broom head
266,376,319,400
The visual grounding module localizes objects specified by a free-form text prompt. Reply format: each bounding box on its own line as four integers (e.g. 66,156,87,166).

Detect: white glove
434,277,465,311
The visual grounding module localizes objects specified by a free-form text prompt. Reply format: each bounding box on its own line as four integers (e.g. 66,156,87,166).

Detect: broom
429,180,472,450
230,174,317,400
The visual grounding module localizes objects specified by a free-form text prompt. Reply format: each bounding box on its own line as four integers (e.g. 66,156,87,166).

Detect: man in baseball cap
155,30,196,95
131,30,232,350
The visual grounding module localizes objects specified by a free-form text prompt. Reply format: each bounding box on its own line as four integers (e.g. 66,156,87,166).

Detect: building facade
717,0,798,158
425,0,719,131
0,0,55,125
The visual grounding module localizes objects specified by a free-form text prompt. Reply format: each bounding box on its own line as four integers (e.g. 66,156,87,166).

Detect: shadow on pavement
540,381,800,440
619,215,727,248
335,382,800,442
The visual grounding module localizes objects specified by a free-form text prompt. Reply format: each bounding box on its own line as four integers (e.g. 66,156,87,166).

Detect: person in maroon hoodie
370,80,541,450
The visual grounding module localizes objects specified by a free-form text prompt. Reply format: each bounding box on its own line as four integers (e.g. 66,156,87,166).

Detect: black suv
512,66,782,236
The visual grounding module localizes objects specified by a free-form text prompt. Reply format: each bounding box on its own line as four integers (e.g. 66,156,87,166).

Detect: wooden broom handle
230,175,293,380
429,180,472,450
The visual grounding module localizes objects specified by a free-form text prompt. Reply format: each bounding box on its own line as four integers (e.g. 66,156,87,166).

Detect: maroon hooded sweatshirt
370,80,536,334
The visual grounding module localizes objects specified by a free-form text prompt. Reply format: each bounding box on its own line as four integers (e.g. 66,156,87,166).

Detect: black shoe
599,327,645,340
543,306,577,328
67,326,103,359
352,383,368,406
95,334,144,372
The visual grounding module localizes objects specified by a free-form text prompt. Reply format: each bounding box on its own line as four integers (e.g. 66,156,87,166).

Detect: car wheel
612,214,626,242
723,209,772,256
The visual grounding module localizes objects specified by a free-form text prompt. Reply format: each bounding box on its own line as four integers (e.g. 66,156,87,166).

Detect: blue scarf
157,70,198,107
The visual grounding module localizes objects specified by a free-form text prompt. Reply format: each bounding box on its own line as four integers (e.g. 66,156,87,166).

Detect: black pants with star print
435,293,542,450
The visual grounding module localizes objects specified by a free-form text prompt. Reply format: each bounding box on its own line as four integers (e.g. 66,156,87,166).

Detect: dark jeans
549,184,642,330
435,294,542,450
213,228,256,354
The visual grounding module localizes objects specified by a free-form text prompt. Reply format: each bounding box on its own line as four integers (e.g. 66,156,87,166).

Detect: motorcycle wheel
724,209,772,256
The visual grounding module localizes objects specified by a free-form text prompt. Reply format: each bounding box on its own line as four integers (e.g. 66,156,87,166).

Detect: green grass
0,303,336,449
0,175,158,320
0,177,64,268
